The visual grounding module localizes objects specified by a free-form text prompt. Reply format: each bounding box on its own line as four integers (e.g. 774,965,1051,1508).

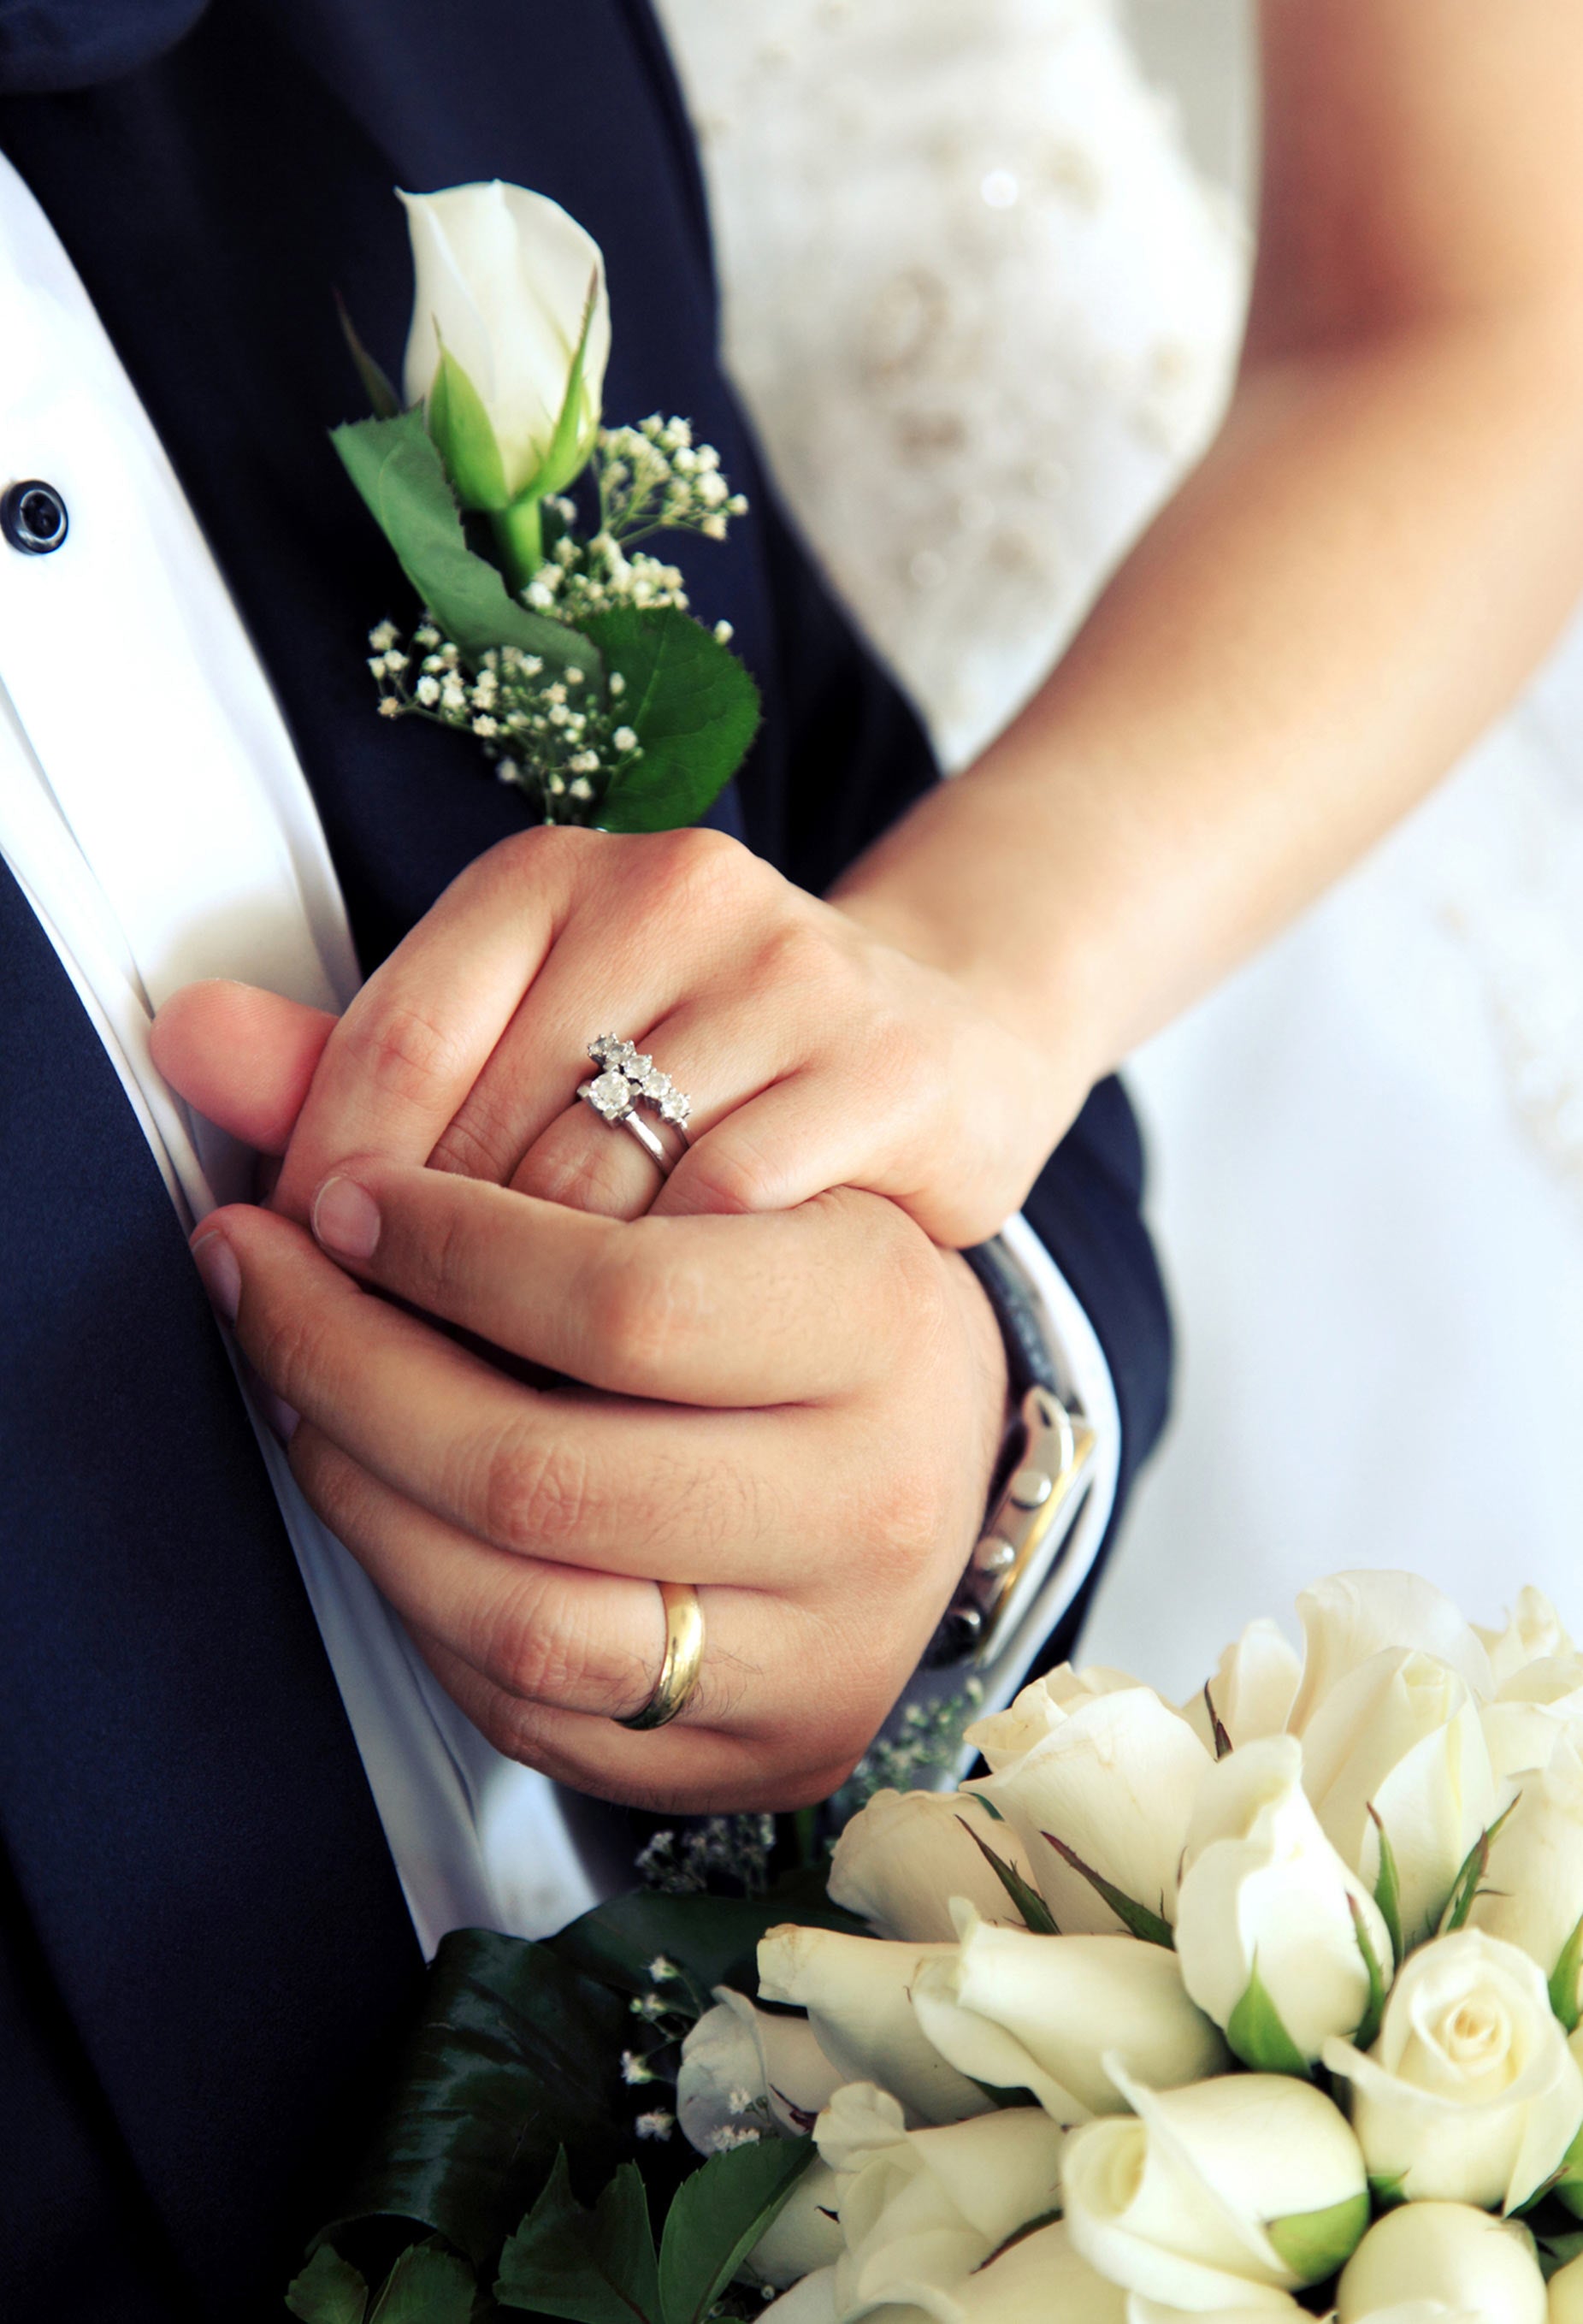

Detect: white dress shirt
0,150,1118,1951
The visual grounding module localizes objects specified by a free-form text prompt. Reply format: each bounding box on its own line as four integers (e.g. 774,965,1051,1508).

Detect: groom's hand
189,1168,1006,1808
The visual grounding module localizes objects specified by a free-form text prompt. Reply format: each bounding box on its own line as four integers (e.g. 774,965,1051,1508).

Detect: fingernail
264,1393,300,1446
192,1231,240,1324
313,1174,381,1262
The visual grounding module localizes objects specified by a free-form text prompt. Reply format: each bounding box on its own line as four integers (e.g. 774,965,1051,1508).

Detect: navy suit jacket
0,3,1172,2311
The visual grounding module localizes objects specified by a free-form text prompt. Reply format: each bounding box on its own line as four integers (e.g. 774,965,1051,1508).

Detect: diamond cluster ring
577,1032,693,1172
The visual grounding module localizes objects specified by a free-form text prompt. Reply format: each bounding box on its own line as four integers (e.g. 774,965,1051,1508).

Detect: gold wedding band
617,1581,706,1731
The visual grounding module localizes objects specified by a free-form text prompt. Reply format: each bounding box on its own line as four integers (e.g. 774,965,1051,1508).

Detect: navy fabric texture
0,0,1172,2306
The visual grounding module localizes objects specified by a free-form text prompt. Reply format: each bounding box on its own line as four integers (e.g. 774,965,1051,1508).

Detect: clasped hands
155,825,1065,1811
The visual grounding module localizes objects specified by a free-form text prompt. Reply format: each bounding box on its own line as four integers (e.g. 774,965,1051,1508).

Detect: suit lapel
0,864,422,2301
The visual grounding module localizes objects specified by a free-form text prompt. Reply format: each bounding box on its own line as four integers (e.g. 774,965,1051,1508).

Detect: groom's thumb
151,979,337,1156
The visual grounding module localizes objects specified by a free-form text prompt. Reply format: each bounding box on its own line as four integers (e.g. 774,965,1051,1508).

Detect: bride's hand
155,824,1074,1248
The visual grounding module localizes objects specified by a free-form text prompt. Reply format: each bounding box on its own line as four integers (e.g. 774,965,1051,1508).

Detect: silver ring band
577,1079,686,1174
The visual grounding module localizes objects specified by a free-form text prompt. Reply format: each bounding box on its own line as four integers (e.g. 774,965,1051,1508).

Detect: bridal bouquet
289,1572,1583,2321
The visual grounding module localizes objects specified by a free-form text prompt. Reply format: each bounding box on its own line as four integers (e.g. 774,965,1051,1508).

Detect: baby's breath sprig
595,415,749,548
634,1813,777,1898
367,620,643,825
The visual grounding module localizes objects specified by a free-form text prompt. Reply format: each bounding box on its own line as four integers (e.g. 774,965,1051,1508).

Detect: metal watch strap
927,1236,1097,1666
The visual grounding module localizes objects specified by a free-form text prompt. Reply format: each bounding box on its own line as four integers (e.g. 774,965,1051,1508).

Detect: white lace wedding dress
656,0,1583,1688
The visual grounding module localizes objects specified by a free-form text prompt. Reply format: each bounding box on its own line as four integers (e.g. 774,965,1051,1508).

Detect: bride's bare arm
834,0,1583,1115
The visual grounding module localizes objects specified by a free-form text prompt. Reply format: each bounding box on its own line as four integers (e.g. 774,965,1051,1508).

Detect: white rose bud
399,180,611,506
1184,1618,1302,1753
966,1685,1212,1937
1482,1652,1583,1787
1336,2203,1547,2323
827,1789,1038,1943
912,1905,1228,2123
1477,1586,1574,1689
1469,1736,1583,2016
1062,2058,1368,2305
775,2081,1070,2322
1551,2250,1583,2322
965,1663,1159,1772
1323,1930,1583,2212
1287,1570,1492,1736
1300,1647,1498,1944
1175,1733,1393,2066
677,1986,844,2155
757,1926,991,2126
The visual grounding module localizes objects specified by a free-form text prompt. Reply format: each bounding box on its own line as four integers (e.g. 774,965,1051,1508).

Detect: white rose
1174,1734,1393,2065
746,2158,846,2290
677,1986,844,2154
1335,2203,1546,2323
757,1927,991,2126
1551,2251,1583,2322
1482,1654,1583,1786
399,180,611,505
1184,1620,1302,1753
1323,1930,1583,2211
911,1906,1227,2123
1468,1736,1583,2012
1477,1587,1573,1690
965,1663,1161,1773
1300,1647,1498,1944
761,2212,1126,2324
827,1789,1037,1943
1287,1571,1491,1736
966,1687,1212,1936
1062,2057,1367,2307
769,2080,1072,2322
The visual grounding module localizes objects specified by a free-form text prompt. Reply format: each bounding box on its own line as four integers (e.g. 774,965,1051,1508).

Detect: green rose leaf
286,2243,369,2323
335,293,401,421
579,607,761,833
1368,1806,1405,1965
955,1815,1060,1936
517,269,602,505
428,344,511,513
1225,1959,1311,2077
1552,1911,1583,2034
369,2238,477,2324
331,409,599,680
1438,1799,1519,1938
496,2150,660,2324
1040,1830,1174,1948
1367,2169,1407,2209
548,1867,866,2004
317,1928,632,2271
1266,2190,1370,2283
657,2137,815,2324
1349,1892,1390,2051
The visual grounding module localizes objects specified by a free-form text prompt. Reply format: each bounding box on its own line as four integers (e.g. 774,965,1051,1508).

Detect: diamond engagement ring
577,1032,693,1172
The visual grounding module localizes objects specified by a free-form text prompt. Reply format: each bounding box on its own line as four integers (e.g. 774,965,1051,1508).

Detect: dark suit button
2,480,69,555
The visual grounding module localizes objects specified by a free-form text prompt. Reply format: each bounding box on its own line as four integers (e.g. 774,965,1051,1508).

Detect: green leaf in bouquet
1040,1831,1174,1948
319,1928,632,2272
955,1815,1060,1936
1224,1959,1311,2078
1368,1806,1404,1965
516,270,601,505
578,607,761,834
1551,2120,1583,2223
496,2150,659,2323
1348,1892,1390,2051
657,2136,815,2324
1551,1912,1583,2033
1367,2169,1407,2209
369,2238,478,2324
331,410,599,680
428,343,511,513
1265,2190,1369,2283
286,2243,370,2323
1438,1799,1518,1938
1540,2228,1583,2278
549,1869,866,2004
335,293,402,421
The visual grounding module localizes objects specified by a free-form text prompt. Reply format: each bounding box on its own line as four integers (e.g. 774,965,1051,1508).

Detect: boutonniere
334,181,760,831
